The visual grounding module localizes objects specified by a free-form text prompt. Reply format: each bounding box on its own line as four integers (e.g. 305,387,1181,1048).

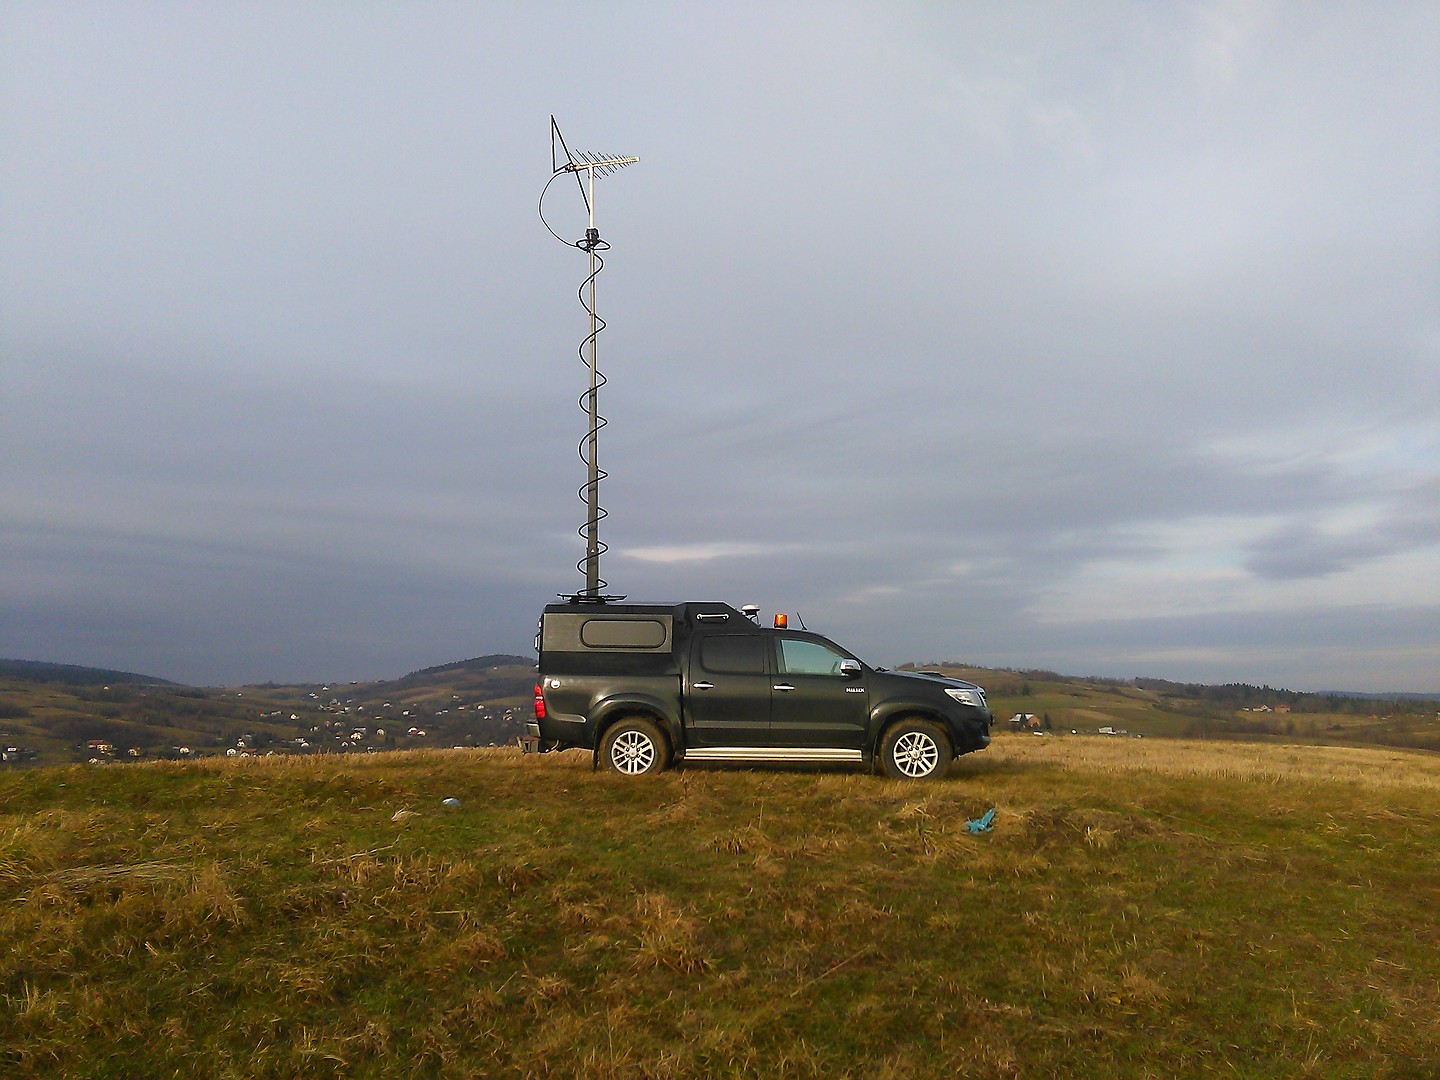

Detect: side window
779,638,849,677
580,618,668,649
698,635,767,675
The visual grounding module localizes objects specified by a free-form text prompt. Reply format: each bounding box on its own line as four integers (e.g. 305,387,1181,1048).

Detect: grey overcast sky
3,3,1437,691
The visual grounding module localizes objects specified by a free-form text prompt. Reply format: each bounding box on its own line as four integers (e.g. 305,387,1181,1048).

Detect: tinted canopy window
699,635,767,675
778,638,849,676
580,618,668,649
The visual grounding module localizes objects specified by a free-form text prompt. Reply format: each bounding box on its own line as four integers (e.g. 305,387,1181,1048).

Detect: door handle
773,683,795,692
692,681,715,690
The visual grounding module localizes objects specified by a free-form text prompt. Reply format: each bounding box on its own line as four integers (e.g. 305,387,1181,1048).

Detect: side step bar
681,747,864,764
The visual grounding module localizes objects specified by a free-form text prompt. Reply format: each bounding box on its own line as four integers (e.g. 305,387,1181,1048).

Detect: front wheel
599,717,671,776
879,719,952,780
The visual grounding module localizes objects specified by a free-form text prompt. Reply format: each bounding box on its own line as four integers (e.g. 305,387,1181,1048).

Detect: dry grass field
3,737,1439,1078
997,734,1440,791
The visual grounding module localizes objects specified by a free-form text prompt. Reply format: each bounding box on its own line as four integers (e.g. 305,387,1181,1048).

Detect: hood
889,670,984,692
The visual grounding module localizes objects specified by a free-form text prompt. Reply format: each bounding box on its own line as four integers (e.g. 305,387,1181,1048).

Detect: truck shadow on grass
668,756,1028,782
529,745,1030,782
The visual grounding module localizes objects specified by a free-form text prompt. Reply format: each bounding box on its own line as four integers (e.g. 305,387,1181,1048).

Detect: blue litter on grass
965,807,996,834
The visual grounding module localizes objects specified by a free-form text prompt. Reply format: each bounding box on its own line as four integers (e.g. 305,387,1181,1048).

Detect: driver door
768,634,869,749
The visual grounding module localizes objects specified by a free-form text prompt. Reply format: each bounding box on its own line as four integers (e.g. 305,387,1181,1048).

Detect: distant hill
377,655,535,699
0,653,538,767
0,658,173,686
400,655,534,680
1318,690,1440,703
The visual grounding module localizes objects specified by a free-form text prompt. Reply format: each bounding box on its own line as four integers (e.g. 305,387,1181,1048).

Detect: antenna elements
539,117,639,601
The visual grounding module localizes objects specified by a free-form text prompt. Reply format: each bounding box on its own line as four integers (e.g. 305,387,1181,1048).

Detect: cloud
619,542,791,565
1243,481,1440,582
1190,0,1275,94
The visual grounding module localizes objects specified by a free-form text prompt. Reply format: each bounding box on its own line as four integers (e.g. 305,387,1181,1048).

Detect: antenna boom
540,118,640,601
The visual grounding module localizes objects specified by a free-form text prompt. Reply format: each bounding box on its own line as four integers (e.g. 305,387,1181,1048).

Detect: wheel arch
591,697,679,759
871,703,955,756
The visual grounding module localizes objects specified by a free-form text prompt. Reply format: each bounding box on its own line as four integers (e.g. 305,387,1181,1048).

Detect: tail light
533,682,547,720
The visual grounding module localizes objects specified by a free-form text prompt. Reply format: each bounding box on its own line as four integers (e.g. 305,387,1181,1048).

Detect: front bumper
948,709,992,753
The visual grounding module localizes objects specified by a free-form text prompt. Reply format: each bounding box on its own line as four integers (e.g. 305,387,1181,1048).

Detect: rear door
684,633,772,747
768,634,869,749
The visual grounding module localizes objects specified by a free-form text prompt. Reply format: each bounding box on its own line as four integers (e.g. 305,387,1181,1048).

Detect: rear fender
591,694,682,754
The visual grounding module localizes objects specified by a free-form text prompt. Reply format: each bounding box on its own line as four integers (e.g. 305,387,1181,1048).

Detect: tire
599,717,671,776
879,718,952,780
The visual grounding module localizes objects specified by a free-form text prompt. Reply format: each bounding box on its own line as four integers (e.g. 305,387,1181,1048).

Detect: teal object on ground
965,807,996,834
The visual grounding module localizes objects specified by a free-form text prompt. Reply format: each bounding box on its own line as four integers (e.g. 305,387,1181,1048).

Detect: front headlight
945,687,986,709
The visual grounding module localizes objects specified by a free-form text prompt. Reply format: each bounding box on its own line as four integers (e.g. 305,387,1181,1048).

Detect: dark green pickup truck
526,600,991,779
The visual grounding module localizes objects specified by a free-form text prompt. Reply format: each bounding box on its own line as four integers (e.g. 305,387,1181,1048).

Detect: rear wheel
599,717,671,775
879,718,952,780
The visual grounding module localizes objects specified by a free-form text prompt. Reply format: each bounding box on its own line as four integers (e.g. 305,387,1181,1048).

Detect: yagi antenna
539,117,639,602
548,117,638,250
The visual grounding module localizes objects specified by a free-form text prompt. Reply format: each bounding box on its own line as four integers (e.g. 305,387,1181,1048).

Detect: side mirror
838,658,862,678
